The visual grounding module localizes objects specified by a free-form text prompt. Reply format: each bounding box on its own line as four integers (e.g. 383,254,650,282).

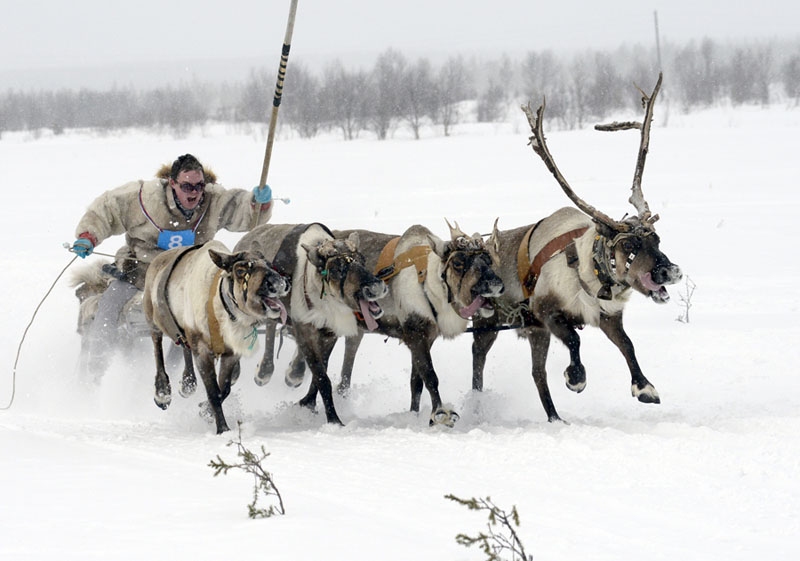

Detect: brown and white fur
473,74,682,422
143,240,289,434
290,221,504,426
472,209,681,422
234,223,388,425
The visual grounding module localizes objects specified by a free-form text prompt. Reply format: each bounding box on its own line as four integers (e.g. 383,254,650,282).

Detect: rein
3,255,80,411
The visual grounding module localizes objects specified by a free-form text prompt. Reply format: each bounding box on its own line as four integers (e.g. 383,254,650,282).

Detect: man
71,153,274,376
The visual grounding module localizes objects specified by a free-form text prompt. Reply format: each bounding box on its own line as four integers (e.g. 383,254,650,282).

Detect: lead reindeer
472,73,682,422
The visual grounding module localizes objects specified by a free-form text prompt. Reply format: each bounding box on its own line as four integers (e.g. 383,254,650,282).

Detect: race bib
158,229,196,250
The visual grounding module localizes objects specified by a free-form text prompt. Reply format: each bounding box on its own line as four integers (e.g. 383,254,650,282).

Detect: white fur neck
290,251,359,337
214,275,263,356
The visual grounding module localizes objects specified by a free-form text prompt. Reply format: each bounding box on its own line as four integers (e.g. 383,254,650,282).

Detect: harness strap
375,237,432,283
207,269,226,357
516,224,537,299
519,226,589,299
154,244,204,347
272,223,335,278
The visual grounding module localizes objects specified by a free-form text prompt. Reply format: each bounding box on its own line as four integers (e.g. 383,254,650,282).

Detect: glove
72,238,94,258
253,184,272,204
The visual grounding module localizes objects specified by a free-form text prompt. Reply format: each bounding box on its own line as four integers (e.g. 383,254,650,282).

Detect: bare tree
477,55,514,123
283,62,325,138
782,52,800,105
402,57,436,139
367,48,407,140
322,60,369,140
587,51,625,119
433,55,470,136
728,44,773,106
237,68,272,123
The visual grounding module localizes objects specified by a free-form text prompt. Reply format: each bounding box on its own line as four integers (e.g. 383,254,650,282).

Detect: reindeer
143,241,289,434
471,73,682,422
289,220,504,426
234,223,388,425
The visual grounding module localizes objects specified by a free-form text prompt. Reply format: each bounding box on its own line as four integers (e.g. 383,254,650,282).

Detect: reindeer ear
346,231,360,250
594,221,617,239
486,218,501,264
301,243,324,268
208,249,242,272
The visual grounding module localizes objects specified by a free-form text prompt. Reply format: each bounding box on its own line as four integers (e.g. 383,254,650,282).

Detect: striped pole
252,0,299,229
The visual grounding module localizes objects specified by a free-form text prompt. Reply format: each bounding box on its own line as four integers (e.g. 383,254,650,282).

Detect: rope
2,255,79,411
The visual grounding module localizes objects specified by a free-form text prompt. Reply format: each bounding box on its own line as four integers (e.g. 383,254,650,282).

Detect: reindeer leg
195,349,230,434
471,321,499,392
405,321,458,427
151,330,171,410
255,321,276,386
295,325,342,425
599,313,660,404
409,365,424,413
218,354,239,402
178,345,197,398
524,327,563,422
337,332,363,396
285,345,307,388
539,308,586,393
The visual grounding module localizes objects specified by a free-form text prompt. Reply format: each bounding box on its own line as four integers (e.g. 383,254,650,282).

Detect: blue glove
253,184,272,204
72,238,94,258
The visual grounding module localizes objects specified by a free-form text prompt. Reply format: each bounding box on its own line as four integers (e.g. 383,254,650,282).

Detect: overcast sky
2,0,798,89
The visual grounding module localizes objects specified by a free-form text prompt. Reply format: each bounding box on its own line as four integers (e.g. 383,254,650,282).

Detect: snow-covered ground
1,102,799,561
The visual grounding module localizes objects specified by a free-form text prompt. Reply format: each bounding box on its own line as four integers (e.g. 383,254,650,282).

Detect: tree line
2,38,800,140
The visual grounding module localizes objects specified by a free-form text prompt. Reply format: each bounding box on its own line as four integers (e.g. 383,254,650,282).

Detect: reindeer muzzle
640,263,681,305
257,274,290,323
358,280,388,331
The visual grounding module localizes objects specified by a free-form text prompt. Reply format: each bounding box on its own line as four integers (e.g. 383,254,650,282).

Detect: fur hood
155,164,217,184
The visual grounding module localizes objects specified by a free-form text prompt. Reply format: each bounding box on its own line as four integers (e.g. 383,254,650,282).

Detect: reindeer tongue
267,298,288,325
640,272,663,292
359,299,379,331
459,295,486,319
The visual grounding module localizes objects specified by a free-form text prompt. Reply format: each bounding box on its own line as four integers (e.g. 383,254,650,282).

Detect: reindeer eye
451,255,465,272
621,240,635,253
235,267,248,279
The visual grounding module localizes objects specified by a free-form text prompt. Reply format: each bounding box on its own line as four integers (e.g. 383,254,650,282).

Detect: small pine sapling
209,422,285,518
445,494,532,561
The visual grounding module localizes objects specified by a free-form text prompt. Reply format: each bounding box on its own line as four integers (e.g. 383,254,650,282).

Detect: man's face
170,169,205,210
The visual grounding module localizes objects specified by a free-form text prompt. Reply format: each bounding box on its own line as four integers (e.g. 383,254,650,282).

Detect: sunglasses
176,181,205,193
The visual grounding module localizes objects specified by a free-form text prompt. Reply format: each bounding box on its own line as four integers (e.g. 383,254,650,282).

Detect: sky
2,0,799,90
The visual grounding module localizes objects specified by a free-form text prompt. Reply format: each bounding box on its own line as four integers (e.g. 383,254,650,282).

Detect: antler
444,218,469,241
521,100,623,232
594,72,663,227
629,72,662,226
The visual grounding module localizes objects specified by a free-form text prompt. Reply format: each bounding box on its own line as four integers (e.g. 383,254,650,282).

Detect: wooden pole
653,10,662,71
251,0,299,229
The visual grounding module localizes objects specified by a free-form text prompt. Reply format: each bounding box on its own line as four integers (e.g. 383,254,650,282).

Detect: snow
1,104,799,560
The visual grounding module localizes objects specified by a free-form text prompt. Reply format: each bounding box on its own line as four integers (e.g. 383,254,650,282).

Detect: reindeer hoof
285,368,305,388
179,375,197,398
154,391,171,410
254,363,274,387
430,408,459,428
564,365,587,393
230,361,241,386
633,383,661,404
